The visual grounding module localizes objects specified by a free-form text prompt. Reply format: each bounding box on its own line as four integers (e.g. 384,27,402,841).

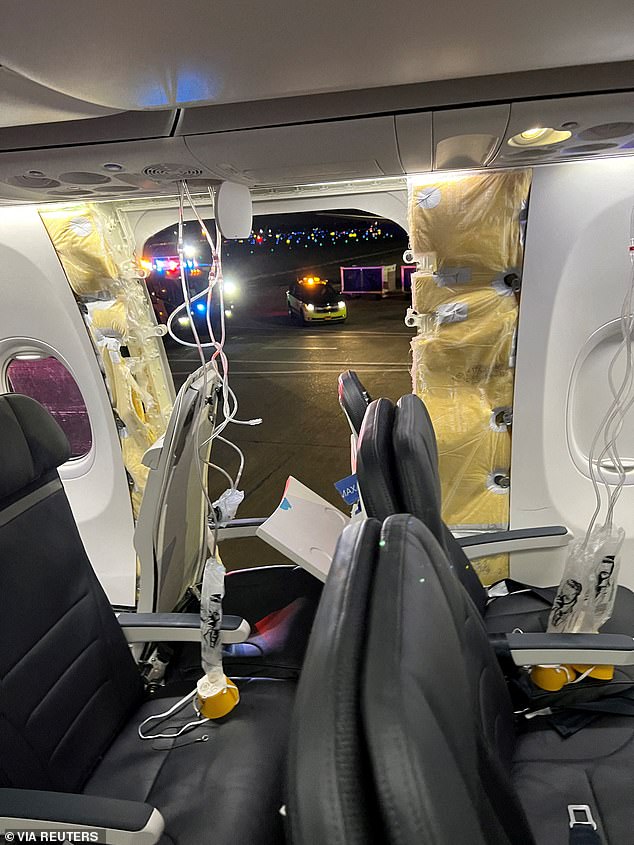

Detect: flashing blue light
195,302,206,313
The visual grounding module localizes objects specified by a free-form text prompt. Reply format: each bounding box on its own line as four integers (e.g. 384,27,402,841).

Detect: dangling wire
166,181,261,559
584,205,634,546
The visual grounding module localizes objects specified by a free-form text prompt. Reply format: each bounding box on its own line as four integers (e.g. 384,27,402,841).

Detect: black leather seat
0,394,291,845
363,514,634,844
356,393,634,641
287,519,382,845
337,369,372,436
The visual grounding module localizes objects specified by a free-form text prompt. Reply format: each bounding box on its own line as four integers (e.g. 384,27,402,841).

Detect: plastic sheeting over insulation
408,170,531,584
41,203,175,517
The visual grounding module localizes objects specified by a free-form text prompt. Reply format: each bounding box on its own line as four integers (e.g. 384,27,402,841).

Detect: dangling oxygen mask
532,212,634,693
531,525,625,690
196,552,239,719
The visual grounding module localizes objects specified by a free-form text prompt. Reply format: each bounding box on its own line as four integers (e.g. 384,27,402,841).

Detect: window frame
0,337,96,479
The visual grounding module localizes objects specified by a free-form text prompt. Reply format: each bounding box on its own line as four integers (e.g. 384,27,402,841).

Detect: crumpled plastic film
41,202,174,520
408,170,531,585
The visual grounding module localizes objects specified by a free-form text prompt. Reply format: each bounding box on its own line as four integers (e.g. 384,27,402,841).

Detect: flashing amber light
140,259,152,272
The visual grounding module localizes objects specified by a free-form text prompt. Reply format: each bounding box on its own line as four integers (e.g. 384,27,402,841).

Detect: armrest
458,525,572,560
0,789,164,844
117,612,251,644
491,632,634,666
216,517,267,540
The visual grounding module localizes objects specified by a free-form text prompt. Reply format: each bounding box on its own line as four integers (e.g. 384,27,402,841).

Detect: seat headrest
392,394,444,542
356,398,400,520
338,370,372,436
393,393,488,613
0,394,71,501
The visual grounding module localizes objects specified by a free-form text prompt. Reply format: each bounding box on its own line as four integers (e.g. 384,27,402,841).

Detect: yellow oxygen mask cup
196,554,239,719
531,527,623,692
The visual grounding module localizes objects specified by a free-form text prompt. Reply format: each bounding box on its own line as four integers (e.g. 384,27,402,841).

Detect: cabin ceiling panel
0,1,632,111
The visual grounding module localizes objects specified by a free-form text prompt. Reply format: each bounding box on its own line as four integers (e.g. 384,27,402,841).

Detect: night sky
145,209,409,287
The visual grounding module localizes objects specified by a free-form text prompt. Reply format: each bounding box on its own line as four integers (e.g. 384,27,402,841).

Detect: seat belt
488,578,556,605
568,805,602,844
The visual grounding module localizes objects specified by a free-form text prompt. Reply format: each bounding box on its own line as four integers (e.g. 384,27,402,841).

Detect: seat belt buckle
568,805,597,830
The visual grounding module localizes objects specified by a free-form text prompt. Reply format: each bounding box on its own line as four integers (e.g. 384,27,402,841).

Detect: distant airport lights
148,221,399,262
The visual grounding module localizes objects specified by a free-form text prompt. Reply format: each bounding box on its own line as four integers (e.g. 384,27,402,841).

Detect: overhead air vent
59,171,111,185
6,174,60,189
577,122,634,141
142,163,204,181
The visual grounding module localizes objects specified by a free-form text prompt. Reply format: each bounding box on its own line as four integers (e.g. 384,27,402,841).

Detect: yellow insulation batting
88,299,129,340
419,388,511,525
408,170,531,585
41,206,119,295
409,171,531,274
41,202,174,520
411,280,517,395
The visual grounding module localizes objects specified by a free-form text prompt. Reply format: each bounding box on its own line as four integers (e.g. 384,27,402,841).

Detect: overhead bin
0,110,177,153
184,116,408,186
0,90,632,204
0,66,118,129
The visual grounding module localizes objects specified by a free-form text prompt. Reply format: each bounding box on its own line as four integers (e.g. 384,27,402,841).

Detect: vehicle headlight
224,279,238,297
338,301,346,309
178,316,190,327
306,303,315,312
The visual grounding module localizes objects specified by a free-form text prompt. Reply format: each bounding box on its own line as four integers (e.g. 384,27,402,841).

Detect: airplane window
6,354,92,459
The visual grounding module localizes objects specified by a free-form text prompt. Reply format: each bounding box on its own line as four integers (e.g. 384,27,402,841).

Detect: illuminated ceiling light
15,352,44,360
508,127,572,148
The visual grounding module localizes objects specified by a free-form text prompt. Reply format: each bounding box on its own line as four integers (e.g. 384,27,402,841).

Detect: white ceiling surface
0,67,118,128
1,1,633,111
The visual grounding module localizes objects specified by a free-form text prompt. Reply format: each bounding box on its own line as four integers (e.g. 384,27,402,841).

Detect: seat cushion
83,678,294,845
484,586,557,634
484,583,634,636
513,714,634,843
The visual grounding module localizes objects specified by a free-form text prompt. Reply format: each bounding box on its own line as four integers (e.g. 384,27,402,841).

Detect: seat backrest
356,398,400,521
0,394,143,793
362,514,533,845
392,393,487,613
287,519,382,845
337,370,372,436
135,363,217,612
